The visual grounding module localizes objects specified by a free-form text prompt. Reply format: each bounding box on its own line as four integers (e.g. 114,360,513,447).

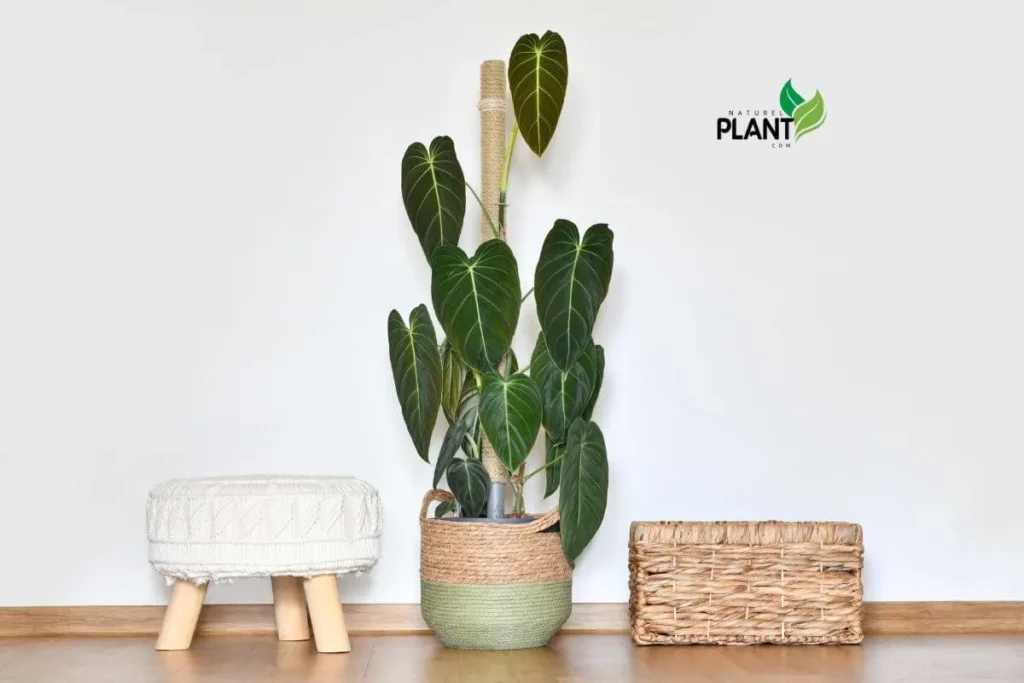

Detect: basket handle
420,489,454,519
510,506,561,535
419,489,560,533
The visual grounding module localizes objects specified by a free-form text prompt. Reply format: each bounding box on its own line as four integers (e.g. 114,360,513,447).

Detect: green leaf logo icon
793,90,826,141
779,79,805,117
779,79,826,142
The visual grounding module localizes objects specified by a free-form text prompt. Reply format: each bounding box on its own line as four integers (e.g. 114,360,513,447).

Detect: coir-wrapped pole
478,60,510,498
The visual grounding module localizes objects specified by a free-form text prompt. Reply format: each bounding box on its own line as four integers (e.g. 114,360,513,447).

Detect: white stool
146,476,381,653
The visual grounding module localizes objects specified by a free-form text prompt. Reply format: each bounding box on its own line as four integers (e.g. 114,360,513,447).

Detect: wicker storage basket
419,490,572,650
629,521,863,645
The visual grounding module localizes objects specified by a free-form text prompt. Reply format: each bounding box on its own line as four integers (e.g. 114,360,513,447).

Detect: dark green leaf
582,344,605,420
479,372,543,474
544,434,565,499
440,340,468,424
443,370,482,459
559,418,609,563
530,330,554,381
508,31,568,157
401,136,466,261
454,378,482,458
431,240,521,372
534,220,614,371
531,333,597,442
434,500,456,518
446,457,490,517
434,417,467,488
779,78,805,117
387,305,442,461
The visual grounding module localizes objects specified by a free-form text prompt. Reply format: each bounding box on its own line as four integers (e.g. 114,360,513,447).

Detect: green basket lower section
421,579,572,650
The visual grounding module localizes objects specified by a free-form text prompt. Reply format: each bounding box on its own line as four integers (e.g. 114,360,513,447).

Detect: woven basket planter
419,489,572,650
629,521,863,645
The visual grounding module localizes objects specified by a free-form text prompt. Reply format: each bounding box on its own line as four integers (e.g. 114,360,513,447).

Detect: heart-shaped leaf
544,435,565,499
434,500,456,518
479,372,543,474
446,457,490,517
434,417,467,488
387,305,442,461
535,220,614,370
531,333,597,442
559,418,609,563
582,344,605,420
440,340,468,424
401,137,466,261
431,240,521,372
509,31,568,157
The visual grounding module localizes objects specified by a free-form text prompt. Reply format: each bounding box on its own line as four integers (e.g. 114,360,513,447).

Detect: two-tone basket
419,490,572,650
629,521,863,645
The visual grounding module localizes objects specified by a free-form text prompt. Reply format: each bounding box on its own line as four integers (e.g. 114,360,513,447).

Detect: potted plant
387,31,613,649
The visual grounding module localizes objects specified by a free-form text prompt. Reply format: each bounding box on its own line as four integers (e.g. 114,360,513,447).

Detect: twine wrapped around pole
480,60,507,241
479,59,509,486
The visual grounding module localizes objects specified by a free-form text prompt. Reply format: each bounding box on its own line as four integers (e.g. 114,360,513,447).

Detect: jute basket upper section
629,521,864,645
420,490,571,585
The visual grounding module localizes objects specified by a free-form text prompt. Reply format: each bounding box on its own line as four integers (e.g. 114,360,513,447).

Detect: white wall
1,1,1022,606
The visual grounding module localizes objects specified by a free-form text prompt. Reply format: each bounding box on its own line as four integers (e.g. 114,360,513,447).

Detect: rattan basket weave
629,521,863,645
420,490,572,650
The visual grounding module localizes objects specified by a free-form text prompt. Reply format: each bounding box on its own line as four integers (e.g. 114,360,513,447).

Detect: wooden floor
0,634,1022,682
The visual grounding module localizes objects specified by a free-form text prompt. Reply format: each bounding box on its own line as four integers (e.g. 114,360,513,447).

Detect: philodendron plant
387,31,613,563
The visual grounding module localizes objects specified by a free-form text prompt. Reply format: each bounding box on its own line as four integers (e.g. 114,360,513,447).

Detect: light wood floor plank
0,634,1022,682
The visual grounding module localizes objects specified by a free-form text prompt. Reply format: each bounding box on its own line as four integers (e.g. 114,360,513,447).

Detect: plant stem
465,181,501,240
498,190,507,234
517,363,530,375
466,432,480,459
500,124,518,194
497,124,518,231
520,287,534,303
512,480,525,516
524,453,563,482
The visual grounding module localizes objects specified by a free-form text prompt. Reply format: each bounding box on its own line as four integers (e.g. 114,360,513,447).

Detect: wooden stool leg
302,575,350,653
272,576,310,641
155,580,208,651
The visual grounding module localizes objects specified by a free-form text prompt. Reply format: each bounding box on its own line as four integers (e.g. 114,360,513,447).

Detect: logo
779,79,826,141
717,79,826,148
